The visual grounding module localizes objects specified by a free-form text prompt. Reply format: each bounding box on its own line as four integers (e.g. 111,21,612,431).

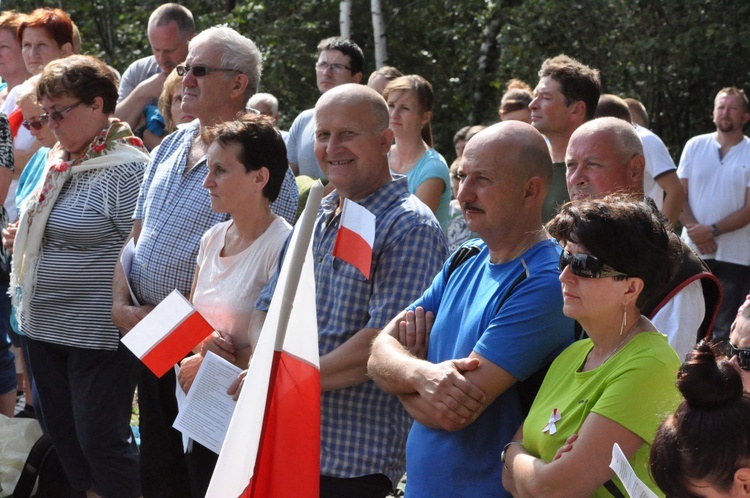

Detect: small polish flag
121,289,212,378
332,198,375,279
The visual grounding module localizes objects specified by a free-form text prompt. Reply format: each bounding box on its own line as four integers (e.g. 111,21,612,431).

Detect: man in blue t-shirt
368,121,574,497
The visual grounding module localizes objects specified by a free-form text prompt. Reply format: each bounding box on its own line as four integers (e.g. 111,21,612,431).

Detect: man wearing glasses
112,26,296,498
286,36,364,180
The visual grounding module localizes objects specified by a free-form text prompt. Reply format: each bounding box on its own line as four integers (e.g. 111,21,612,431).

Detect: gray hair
248,92,278,116
190,25,262,100
148,3,195,39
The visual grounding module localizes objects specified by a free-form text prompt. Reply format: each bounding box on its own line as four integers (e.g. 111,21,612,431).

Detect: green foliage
4,0,749,162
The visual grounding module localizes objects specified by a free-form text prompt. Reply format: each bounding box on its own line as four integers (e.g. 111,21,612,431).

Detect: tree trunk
468,3,505,125
340,0,352,38
371,0,387,68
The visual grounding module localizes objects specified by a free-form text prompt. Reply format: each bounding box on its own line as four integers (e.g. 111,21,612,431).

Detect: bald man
565,117,721,358
255,84,448,498
368,121,574,497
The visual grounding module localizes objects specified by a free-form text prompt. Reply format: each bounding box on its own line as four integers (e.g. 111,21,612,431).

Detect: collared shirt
257,176,449,485
131,120,298,305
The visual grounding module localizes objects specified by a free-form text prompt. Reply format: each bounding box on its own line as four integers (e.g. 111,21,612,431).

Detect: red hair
18,8,73,49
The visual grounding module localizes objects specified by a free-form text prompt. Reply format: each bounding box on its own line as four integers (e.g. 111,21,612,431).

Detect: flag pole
273,180,323,351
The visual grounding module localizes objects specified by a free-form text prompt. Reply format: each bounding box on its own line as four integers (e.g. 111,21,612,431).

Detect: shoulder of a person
123,55,158,75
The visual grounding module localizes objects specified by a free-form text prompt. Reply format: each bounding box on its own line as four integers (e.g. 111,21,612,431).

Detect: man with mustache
678,87,750,341
368,121,573,497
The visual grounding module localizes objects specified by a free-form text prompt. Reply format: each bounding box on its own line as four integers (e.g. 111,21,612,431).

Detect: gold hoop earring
620,308,627,336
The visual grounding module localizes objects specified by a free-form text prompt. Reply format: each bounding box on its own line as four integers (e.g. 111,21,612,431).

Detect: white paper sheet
172,351,243,454
609,443,659,498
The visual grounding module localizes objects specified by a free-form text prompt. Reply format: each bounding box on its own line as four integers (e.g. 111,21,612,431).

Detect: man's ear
352,72,363,84
628,154,645,189
230,74,249,99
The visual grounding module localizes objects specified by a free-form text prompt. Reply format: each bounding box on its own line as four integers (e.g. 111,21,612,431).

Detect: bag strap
12,433,55,498
604,478,626,498
446,244,481,279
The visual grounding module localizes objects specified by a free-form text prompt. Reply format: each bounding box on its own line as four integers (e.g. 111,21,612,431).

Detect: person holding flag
252,84,449,498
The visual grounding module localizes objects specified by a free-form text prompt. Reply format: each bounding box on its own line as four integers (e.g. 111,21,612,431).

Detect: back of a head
148,3,195,38
18,8,74,49
15,74,42,106
500,79,533,115
624,98,649,128
650,341,750,497
369,65,402,84
248,93,279,117
539,54,601,121
189,26,262,100
547,196,673,309
317,36,364,75
594,94,632,123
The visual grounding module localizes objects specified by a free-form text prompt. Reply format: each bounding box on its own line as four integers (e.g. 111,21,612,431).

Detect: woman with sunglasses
650,341,750,497
502,197,682,497
10,55,148,498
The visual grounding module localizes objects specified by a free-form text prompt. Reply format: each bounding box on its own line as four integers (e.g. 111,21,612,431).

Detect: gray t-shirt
118,55,161,104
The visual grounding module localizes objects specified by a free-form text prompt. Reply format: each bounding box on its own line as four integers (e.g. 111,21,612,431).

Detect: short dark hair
206,113,288,202
148,3,195,39
317,36,364,75
37,55,119,114
453,125,471,145
594,94,631,123
539,54,601,121
546,195,674,309
650,341,750,497
18,8,73,49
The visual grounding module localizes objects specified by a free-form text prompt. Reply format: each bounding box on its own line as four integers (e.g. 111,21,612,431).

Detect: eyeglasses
39,101,83,125
726,342,750,371
22,118,44,130
175,64,241,77
559,250,629,279
315,61,352,73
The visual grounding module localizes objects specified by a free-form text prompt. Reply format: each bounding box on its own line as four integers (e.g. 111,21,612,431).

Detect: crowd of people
0,3,748,498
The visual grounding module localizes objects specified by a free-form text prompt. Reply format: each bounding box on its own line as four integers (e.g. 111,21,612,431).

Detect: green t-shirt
523,332,680,497
542,162,569,223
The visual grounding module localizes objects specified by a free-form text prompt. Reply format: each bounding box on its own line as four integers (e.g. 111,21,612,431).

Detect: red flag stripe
333,225,372,279
242,350,321,497
140,311,213,378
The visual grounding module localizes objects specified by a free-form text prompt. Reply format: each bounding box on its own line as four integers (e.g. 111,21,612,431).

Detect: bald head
466,121,552,188
315,83,389,130
566,117,645,200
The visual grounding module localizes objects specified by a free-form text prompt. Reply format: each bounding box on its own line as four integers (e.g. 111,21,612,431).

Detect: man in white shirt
678,87,750,339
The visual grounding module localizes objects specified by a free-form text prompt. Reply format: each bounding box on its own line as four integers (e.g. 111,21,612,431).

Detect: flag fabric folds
332,198,375,279
206,182,323,498
120,289,212,378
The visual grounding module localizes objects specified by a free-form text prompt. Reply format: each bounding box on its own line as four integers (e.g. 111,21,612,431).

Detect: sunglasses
175,64,241,77
39,101,83,125
22,119,44,130
726,342,750,371
559,250,629,279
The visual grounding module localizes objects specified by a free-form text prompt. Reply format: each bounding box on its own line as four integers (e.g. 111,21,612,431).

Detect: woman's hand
553,433,578,461
201,330,236,363
2,221,18,252
178,355,203,393
227,370,247,401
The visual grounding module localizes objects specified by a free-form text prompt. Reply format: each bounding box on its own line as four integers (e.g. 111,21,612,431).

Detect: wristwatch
501,440,523,469
711,223,720,237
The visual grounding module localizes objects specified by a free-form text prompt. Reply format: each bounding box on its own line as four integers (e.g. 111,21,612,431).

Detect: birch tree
371,0,387,68
340,0,352,38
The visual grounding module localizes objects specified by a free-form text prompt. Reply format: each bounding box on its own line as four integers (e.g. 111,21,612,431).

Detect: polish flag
206,182,323,498
332,199,375,279
121,289,212,378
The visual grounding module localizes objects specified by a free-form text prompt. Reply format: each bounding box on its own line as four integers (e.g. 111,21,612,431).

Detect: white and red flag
205,182,323,498
332,198,375,279
121,289,212,378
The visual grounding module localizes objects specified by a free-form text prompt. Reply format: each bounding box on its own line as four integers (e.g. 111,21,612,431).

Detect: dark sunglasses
39,101,83,125
22,119,43,130
175,64,241,77
726,342,750,371
559,250,629,279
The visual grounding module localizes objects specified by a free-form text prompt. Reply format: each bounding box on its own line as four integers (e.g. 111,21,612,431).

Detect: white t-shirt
678,132,750,266
192,216,291,351
636,124,677,212
651,279,705,361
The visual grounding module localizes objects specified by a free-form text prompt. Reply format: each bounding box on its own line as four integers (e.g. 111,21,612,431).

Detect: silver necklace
584,317,640,371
